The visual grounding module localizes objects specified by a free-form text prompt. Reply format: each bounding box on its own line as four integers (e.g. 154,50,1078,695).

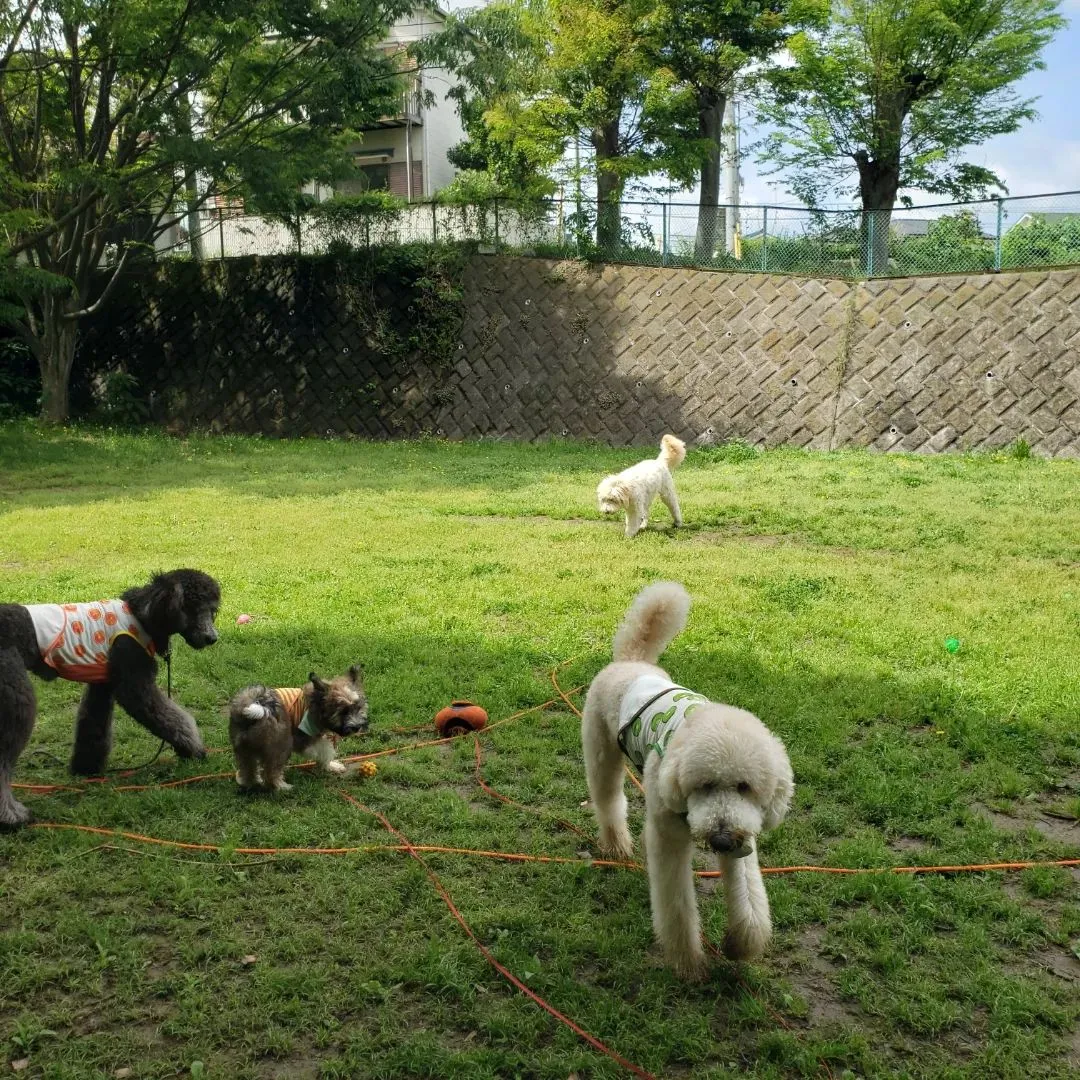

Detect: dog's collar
298,710,320,738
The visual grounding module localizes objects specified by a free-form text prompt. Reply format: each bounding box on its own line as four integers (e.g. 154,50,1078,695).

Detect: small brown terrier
228,666,369,792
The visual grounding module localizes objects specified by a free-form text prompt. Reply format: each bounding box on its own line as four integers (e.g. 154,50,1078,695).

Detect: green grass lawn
0,422,1078,1080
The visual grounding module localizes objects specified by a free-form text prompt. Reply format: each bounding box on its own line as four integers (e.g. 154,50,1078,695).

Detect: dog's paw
269,779,294,793
721,924,769,963
174,736,208,760
0,799,33,831
669,948,708,982
68,754,108,778
323,760,347,775
598,826,634,860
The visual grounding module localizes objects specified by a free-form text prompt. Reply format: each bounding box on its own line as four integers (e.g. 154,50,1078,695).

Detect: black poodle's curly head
143,569,221,649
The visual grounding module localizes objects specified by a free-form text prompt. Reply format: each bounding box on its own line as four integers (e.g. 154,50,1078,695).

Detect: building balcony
367,89,424,129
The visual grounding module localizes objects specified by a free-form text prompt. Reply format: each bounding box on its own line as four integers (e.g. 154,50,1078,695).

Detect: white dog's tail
230,687,281,730
658,434,686,470
612,581,691,663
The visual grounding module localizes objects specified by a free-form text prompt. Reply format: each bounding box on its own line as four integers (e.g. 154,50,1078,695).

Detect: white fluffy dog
596,435,686,538
581,582,794,978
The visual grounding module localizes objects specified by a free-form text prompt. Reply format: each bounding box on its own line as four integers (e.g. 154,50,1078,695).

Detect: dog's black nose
708,830,737,853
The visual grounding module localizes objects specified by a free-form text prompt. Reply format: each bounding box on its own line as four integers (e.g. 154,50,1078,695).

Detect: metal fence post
431,202,438,243
866,212,874,277
994,197,1003,272
761,206,768,272
218,217,225,260
494,199,500,252
661,203,668,266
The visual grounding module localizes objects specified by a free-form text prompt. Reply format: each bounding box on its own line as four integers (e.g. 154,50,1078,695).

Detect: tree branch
61,246,131,320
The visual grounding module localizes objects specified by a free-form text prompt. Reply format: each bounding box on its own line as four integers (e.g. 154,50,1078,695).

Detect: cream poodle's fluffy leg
720,847,773,961
659,474,682,527
624,498,648,538
582,703,633,859
645,798,706,978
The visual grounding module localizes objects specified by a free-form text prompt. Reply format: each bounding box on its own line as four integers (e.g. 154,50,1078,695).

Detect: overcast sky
437,0,1079,209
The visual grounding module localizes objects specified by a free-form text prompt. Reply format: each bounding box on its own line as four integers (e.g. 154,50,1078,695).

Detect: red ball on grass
434,701,488,737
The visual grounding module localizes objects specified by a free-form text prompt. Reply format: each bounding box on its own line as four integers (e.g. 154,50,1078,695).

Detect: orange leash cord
24,823,1080,878
28,821,642,869
339,791,657,1080
472,734,593,840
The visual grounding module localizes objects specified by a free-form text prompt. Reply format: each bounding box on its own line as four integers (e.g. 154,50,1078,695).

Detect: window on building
358,163,391,191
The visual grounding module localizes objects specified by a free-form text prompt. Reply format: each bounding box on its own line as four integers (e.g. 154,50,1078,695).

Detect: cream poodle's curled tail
658,434,686,471
612,581,691,663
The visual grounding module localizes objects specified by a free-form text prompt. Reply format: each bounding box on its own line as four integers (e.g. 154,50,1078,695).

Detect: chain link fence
162,190,1080,279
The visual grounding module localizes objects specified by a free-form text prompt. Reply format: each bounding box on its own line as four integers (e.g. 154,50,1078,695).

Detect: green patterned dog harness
617,674,710,773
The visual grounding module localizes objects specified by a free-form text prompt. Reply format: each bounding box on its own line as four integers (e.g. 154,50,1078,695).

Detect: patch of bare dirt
260,1055,325,1078
1067,1018,1080,1070
973,803,1080,849
686,527,784,548
781,925,860,1029
889,836,929,855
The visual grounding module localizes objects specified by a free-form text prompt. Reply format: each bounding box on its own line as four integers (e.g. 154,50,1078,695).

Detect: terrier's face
308,665,369,736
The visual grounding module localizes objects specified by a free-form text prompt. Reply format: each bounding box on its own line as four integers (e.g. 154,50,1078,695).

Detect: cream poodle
581,582,794,978
596,435,685,538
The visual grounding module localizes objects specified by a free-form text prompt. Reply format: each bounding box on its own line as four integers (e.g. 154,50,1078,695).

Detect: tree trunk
592,118,622,252
856,154,899,276
695,89,727,263
185,171,204,261
179,96,204,261
36,298,80,423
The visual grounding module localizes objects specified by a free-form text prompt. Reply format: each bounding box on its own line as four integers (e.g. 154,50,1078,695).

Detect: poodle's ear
660,756,689,815
600,478,628,507
308,672,329,696
762,766,794,831
348,664,364,687
149,572,184,624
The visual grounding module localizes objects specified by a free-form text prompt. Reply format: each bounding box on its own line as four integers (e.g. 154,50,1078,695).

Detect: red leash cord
340,791,658,1080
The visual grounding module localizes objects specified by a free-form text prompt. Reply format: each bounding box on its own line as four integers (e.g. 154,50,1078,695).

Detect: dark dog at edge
0,569,221,829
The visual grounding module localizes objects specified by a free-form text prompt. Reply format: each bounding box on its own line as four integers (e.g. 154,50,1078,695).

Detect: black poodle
0,569,221,829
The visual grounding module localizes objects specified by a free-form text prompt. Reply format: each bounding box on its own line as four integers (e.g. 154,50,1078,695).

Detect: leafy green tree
890,210,993,274
1002,213,1080,268
756,0,1065,271
426,0,691,250
414,1,556,200
1,0,411,421
646,0,826,260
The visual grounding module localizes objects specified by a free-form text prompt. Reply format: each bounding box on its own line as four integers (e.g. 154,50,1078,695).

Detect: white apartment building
334,4,465,201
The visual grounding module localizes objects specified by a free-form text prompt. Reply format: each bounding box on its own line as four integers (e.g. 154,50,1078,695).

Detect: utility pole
724,95,739,255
